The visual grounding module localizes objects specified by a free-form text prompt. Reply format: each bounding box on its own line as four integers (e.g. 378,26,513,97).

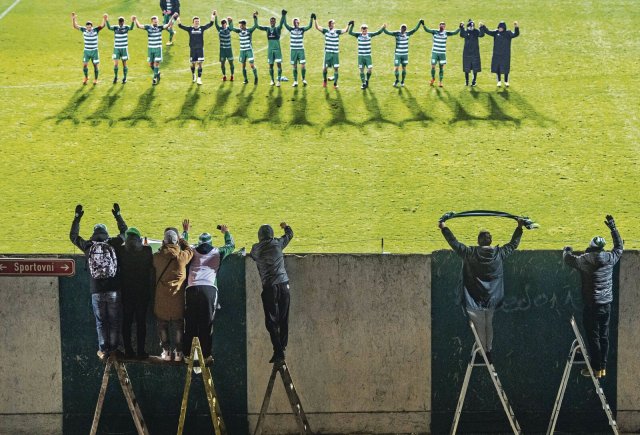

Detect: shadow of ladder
90,357,149,435
450,320,522,435
546,316,619,435
254,362,312,435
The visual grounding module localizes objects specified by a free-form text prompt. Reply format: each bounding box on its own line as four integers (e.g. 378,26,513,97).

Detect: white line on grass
0,0,21,21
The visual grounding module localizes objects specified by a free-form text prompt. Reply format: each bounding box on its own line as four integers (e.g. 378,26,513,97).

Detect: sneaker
230,75,234,81
122,78,127,84
471,80,476,86
438,81,443,88
505,81,510,88
93,79,99,85
364,80,369,88
276,80,281,87
334,84,339,89
174,350,184,362
242,79,249,84
322,80,327,88
361,83,366,90
196,77,202,85
152,78,158,85
270,80,275,86
401,82,405,87
302,79,307,86
292,81,298,87
497,81,502,87
393,80,399,87
160,349,172,361
429,78,435,86
97,350,106,360
598,369,606,378
327,76,334,81
192,74,197,83
166,41,173,46
82,77,88,85
222,75,227,81
113,77,118,84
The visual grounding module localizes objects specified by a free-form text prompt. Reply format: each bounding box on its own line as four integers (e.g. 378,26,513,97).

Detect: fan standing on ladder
439,218,525,363
248,222,294,365
563,215,623,379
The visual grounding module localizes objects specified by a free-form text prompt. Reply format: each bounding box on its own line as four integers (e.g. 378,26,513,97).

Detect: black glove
282,9,287,15
311,13,316,20
419,19,424,25
604,214,616,230
348,20,354,27
75,204,84,219
112,203,121,217
563,246,572,252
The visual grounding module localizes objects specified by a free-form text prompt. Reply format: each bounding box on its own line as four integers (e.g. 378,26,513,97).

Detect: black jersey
178,22,214,49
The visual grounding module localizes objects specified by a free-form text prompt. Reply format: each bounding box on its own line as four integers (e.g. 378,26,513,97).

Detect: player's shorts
147,47,163,63
394,54,409,66
219,47,233,61
239,49,254,63
267,48,282,64
112,48,129,60
431,52,447,65
290,49,306,65
323,52,339,68
358,55,373,69
190,48,204,62
83,49,99,64
163,14,173,25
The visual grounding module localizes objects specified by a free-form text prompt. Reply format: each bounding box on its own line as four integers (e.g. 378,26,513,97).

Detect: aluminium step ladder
177,337,227,435
546,316,618,435
90,355,150,435
253,362,312,435
450,320,522,435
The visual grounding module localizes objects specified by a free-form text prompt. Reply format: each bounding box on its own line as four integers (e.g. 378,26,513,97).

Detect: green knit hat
590,236,606,249
125,227,141,238
198,232,212,246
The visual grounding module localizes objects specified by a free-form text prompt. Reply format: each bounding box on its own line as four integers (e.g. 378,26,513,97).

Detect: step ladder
177,337,227,435
253,362,312,435
450,320,522,435
546,316,619,435
90,355,150,435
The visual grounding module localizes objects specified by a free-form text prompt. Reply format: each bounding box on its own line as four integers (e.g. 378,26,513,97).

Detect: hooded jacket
69,215,127,294
249,225,293,287
563,228,623,306
153,239,193,320
187,232,235,288
442,226,523,310
459,25,484,72
116,235,155,301
481,22,519,74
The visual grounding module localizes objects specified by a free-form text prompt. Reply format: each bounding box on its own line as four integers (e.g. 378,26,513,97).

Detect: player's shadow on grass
119,87,157,126
321,89,357,133
252,87,283,124
361,89,397,127
397,88,433,127
86,85,125,126
167,85,203,125
204,83,233,125
228,85,257,121
289,87,313,127
495,89,554,126
49,87,95,125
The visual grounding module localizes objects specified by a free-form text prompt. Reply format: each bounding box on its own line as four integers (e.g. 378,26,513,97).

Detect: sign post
0,258,75,277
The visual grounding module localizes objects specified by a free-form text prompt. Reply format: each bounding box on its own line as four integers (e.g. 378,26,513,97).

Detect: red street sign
0,258,75,277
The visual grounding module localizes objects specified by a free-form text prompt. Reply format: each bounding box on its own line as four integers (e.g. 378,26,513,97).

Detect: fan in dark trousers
480,21,519,87
117,227,154,358
563,215,623,379
459,19,484,86
439,218,525,363
69,203,128,360
184,225,235,360
249,222,293,364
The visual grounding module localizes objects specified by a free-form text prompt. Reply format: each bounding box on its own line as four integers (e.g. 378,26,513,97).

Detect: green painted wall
430,250,618,434
59,254,247,435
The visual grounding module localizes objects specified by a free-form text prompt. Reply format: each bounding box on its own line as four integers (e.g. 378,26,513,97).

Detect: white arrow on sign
0,265,5,271
61,264,69,271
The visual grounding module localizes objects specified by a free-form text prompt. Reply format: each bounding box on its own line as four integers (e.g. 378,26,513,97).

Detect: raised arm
439,222,472,259
98,14,107,30
407,20,422,36
69,205,89,251
341,21,352,34
370,24,386,37
217,226,236,261
249,12,258,31
314,17,324,33
481,25,496,37
499,222,524,259
177,21,189,31
605,215,623,265
134,17,145,29
511,22,520,38
111,203,128,238
459,24,467,38
106,20,113,31
214,12,221,30
423,24,436,34
71,12,80,30
303,15,313,31
446,25,461,36
382,27,395,36
279,10,286,30
202,14,215,31
348,26,358,37
129,16,136,31
278,223,294,249
163,13,177,29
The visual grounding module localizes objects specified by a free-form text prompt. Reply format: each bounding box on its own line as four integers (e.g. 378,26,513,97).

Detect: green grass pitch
0,0,637,254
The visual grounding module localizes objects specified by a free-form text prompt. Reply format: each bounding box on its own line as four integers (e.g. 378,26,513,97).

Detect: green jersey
284,17,312,50
214,16,233,49
322,28,343,53
383,22,421,56
79,26,101,51
424,26,460,54
232,17,258,51
257,15,285,50
144,24,165,49
106,21,134,49
348,27,384,55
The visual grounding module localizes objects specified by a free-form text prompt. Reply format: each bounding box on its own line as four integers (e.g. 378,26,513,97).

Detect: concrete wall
617,251,640,432
0,277,62,414
246,255,431,434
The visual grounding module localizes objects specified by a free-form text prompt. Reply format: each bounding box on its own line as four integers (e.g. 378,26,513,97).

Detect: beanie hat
590,236,606,249
164,229,178,244
125,227,141,238
93,223,108,233
198,232,212,246
467,19,475,28
498,21,507,30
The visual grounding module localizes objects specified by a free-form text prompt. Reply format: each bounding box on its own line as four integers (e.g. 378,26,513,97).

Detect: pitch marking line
0,0,21,21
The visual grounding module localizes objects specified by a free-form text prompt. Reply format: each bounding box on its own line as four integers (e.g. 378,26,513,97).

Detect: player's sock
252,67,258,79
83,66,89,78
301,67,306,80
366,71,371,82
277,66,282,81
394,70,399,81
242,68,248,81
94,67,99,79
401,70,406,82
269,65,274,82
323,70,327,81
293,67,298,81
439,65,444,81
169,28,174,41
191,66,196,75
431,68,436,79
150,65,155,73
197,67,202,78
221,63,226,75
153,67,159,78
334,72,339,86
230,62,235,76
360,72,365,84
123,67,128,79
114,67,118,79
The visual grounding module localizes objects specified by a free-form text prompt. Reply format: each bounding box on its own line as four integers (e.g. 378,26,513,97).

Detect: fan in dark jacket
69,203,128,360
116,227,154,358
249,222,293,364
563,215,623,378
459,19,484,86
159,0,180,44
481,21,519,87
439,218,524,363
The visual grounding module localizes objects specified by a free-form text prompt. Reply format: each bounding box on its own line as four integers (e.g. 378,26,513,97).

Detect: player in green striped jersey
348,23,386,89
315,17,352,89
383,21,422,87
231,14,259,85
256,10,286,86
135,15,176,85
283,13,313,87
213,10,234,82
71,12,106,85
105,15,135,84
423,21,461,87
